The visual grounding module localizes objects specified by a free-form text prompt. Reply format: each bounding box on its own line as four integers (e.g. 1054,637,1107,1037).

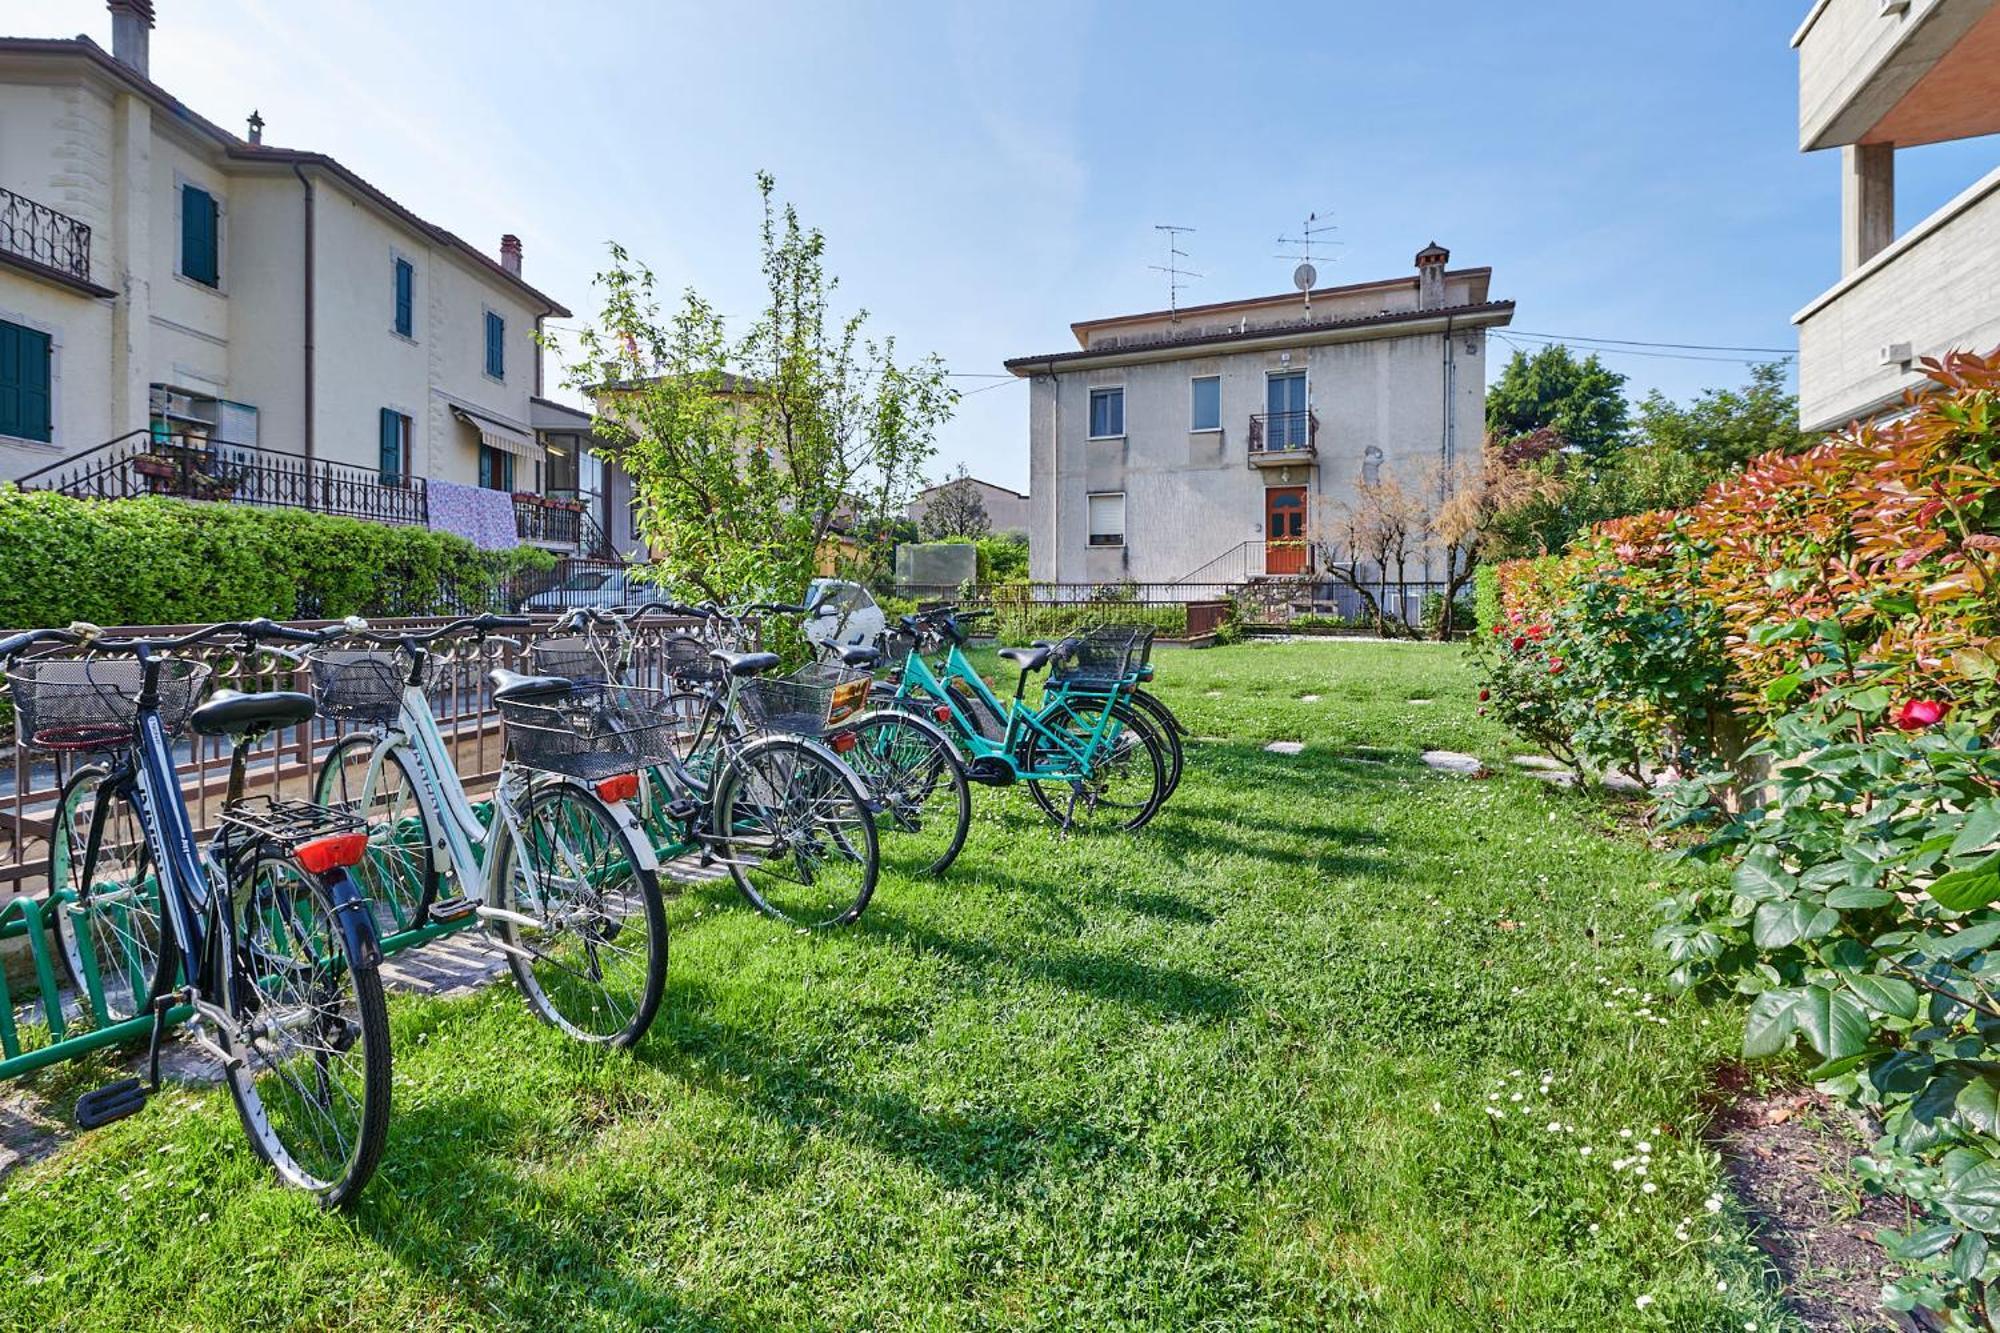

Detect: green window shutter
182,185,218,286
394,259,414,336
0,320,53,443
484,311,504,378
378,408,401,483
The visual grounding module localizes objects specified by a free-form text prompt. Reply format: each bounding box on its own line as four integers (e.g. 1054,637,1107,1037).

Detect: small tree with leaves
919,465,991,540
570,174,955,615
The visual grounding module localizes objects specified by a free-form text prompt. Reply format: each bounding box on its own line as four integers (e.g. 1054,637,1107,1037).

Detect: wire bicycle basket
529,635,614,684
662,633,722,687
1050,626,1155,689
736,663,872,739
496,682,685,782
307,649,435,726
6,657,211,753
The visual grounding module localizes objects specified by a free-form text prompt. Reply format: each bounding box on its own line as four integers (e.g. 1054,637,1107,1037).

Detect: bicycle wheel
664,689,728,797
1022,699,1167,833
1127,687,1186,800
714,735,879,928
838,709,970,877
317,734,436,936
222,849,391,1209
51,765,166,1023
492,781,667,1047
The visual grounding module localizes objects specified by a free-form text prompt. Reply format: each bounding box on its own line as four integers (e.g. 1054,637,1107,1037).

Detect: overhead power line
1494,332,1789,366
1505,330,1795,355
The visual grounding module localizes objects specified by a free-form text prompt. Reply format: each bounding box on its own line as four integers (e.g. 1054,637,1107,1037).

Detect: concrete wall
1025,326,1487,585
909,478,1030,536
1794,0,1986,149
1795,164,2000,430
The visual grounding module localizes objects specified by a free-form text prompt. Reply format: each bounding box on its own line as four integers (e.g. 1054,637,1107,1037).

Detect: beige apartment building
1005,246,1512,587
0,2,625,558
1792,0,2000,431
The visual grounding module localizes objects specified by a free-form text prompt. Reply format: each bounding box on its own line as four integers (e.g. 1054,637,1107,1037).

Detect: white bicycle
311,614,668,1048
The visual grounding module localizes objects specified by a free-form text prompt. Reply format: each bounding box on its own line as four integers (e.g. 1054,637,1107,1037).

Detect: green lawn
0,641,1791,1331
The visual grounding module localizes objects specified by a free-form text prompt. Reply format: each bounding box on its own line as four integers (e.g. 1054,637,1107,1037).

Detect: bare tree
919,464,991,540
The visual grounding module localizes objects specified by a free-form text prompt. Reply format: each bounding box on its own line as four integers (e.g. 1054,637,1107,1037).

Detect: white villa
0,1,631,559
1005,246,1512,587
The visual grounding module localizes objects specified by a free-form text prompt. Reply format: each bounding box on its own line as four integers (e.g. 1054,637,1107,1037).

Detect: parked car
518,565,648,613
804,578,887,650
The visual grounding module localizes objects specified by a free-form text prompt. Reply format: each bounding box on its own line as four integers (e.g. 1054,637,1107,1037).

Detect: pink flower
1548,658,1566,676
1895,698,1949,730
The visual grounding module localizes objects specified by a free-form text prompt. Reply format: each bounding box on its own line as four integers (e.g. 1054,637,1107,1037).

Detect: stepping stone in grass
1264,740,1305,755
1299,693,1322,702
1511,755,1569,771
1422,749,1486,776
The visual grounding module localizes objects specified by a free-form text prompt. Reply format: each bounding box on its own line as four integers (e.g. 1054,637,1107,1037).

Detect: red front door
1265,486,1307,575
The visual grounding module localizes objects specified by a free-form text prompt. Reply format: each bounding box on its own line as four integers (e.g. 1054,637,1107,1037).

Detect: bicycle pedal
427,895,479,922
76,1078,149,1129
665,798,700,822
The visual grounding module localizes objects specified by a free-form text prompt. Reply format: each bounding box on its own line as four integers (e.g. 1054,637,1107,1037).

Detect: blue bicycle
6,618,389,1207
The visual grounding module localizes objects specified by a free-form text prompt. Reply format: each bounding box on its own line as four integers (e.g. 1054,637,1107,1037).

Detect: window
628,496,642,540
1087,491,1125,548
393,257,414,338
1190,375,1220,432
483,310,505,379
0,319,53,443
180,184,220,287
478,443,515,491
378,408,410,485
1088,386,1123,439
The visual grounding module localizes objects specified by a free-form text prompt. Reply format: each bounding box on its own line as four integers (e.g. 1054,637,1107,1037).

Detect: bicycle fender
324,870,384,970
592,787,662,874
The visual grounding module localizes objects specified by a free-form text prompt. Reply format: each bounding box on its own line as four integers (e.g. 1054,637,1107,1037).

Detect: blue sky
26,1,2000,490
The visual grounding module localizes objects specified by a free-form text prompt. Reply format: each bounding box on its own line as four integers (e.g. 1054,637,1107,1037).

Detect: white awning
451,405,539,460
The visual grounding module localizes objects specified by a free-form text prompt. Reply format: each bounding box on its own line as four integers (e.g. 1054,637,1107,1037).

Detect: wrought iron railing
15,430,431,526
1247,409,1319,456
0,185,93,285
513,496,615,558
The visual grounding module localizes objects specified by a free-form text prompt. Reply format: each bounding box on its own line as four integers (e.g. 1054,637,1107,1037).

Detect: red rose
1525,624,1547,640
1548,658,1566,676
1510,636,1526,652
1478,688,1491,701
1894,698,1949,730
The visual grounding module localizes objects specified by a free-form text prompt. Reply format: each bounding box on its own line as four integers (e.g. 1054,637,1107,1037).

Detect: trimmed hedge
0,487,555,630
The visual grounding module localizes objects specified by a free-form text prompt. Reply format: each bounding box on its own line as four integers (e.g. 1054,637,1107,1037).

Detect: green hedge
1472,564,1502,636
0,487,555,630
987,602,1186,642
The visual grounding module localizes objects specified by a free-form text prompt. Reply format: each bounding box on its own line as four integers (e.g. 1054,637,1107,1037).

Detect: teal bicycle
882,607,1169,832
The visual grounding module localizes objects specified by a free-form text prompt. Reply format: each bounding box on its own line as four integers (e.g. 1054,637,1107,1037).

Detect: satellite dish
1293,262,1317,291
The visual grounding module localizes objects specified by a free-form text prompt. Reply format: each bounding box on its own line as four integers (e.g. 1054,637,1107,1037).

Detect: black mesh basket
1050,626,1155,689
6,657,211,753
529,635,614,684
736,664,872,738
308,649,429,725
662,634,721,687
496,682,684,782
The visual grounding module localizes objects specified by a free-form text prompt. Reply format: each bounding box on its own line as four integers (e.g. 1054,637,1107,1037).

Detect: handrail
1247,410,1319,454
11,427,154,485
0,185,93,284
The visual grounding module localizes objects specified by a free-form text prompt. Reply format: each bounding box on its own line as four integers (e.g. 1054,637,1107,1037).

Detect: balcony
1247,410,1318,465
0,185,108,295
1794,163,2000,431
1794,0,2000,151
514,492,613,558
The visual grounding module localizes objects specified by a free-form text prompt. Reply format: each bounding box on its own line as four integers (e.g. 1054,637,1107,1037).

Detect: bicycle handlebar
333,612,531,649
0,616,331,662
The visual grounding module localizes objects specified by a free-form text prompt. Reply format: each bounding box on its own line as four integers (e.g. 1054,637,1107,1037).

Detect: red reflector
829,732,858,753
596,773,641,803
295,832,369,875
933,705,952,723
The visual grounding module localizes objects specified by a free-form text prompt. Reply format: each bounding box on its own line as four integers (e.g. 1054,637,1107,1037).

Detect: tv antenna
1275,210,1340,310
1150,224,1201,322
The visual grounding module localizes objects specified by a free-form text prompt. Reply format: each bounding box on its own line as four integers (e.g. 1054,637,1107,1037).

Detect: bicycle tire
714,735,880,928
1126,687,1186,800
51,764,168,1023
491,780,668,1048
1022,699,1167,833
839,708,971,877
221,847,391,1210
316,734,437,936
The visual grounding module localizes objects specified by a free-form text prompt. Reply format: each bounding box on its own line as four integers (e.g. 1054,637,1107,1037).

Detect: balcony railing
1247,410,1318,458
0,185,92,285
513,494,614,559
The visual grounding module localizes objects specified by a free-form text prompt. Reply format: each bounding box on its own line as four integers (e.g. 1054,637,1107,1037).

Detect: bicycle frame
893,643,1122,782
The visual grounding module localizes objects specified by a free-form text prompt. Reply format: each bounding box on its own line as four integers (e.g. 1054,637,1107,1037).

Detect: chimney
1415,241,1449,310
246,110,264,145
107,0,154,79
499,234,522,278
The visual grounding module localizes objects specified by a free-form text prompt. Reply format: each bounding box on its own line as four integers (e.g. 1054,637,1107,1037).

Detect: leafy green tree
1631,360,1807,468
570,174,955,608
1486,344,1631,459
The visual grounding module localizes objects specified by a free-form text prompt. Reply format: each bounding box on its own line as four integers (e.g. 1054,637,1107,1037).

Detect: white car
518,565,646,613
804,578,887,651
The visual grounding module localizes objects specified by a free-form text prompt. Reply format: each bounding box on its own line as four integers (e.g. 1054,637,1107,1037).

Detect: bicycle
12,618,390,1207
542,601,972,880
530,601,884,928
1034,625,1186,801
311,613,668,1049
880,607,1171,832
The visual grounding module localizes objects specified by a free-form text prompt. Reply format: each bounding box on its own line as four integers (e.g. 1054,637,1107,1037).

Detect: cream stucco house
1005,246,1512,587
1791,0,2000,432
0,2,622,558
